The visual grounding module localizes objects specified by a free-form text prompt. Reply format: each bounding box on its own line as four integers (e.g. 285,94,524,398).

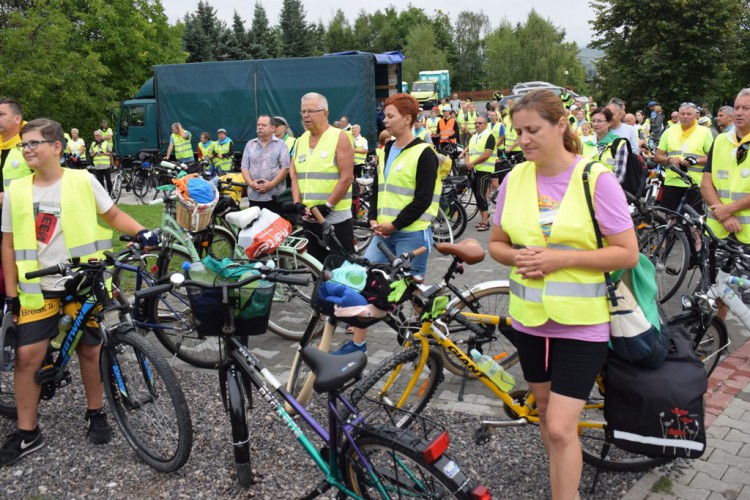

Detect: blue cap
648,101,657,106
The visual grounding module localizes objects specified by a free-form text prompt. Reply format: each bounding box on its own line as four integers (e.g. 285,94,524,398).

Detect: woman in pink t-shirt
488,90,638,500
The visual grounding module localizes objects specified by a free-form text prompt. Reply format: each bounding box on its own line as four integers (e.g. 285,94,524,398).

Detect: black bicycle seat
301,346,367,394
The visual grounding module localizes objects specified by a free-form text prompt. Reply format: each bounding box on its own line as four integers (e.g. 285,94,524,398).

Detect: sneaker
0,428,45,466
85,409,113,445
331,340,367,356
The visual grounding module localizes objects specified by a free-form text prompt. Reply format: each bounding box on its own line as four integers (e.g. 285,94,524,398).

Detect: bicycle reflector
422,431,449,464
472,485,492,499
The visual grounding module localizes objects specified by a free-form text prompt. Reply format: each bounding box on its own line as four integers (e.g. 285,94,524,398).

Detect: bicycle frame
223,335,398,498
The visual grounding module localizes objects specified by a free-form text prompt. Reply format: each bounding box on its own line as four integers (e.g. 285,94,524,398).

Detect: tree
402,25,450,85
325,9,353,54
183,0,227,62
590,0,742,111
484,11,585,93
279,0,311,57
248,2,276,59
225,11,250,60
452,11,490,90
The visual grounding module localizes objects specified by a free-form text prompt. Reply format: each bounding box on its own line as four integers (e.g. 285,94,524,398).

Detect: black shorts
514,332,608,401
17,314,101,348
660,185,704,214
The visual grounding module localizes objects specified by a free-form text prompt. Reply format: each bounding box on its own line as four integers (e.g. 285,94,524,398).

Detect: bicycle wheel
348,346,444,428
445,198,467,240
638,223,690,304
134,171,153,203
266,248,322,341
340,430,475,499
101,327,193,472
458,183,479,222
193,224,236,260
431,209,454,244
0,334,16,417
110,171,123,204
579,383,670,472
225,366,253,487
668,314,728,376
439,284,516,377
147,249,227,369
284,316,331,413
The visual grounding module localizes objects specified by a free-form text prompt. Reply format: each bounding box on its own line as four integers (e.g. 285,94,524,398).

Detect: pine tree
279,0,311,58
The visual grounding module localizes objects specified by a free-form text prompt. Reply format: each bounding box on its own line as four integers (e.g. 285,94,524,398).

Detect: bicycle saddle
356,177,373,186
301,346,367,394
225,206,261,229
434,238,486,265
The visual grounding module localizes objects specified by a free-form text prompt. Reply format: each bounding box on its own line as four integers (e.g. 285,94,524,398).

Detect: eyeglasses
16,140,56,151
300,109,325,116
737,143,749,164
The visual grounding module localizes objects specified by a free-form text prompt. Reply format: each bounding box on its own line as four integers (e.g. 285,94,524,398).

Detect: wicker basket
176,199,215,231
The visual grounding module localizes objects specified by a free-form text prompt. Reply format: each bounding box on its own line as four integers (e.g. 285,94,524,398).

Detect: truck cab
115,78,158,159
410,81,439,109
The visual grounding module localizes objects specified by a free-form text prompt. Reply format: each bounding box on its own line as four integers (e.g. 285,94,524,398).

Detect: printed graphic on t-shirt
35,202,60,245
538,195,560,240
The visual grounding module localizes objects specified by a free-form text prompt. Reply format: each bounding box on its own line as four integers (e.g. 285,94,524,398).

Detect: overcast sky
162,0,597,47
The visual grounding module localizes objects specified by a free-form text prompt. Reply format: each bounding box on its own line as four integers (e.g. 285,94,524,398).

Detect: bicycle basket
312,254,398,328
187,278,275,337
174,178,219,231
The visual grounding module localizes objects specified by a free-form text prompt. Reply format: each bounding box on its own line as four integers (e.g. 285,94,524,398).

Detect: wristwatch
325,201,334,211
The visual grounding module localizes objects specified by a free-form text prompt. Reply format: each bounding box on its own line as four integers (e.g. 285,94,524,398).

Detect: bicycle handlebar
666,164,698,187
25,263,67,280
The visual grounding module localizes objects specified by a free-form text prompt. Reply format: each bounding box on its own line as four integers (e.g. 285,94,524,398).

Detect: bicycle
135,269,489,497
285,214,513,411
112,192,321,368
0,257,193,472
347,280,671,473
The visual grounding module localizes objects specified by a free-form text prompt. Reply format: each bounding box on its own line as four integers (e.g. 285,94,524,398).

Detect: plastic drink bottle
470,348,516,392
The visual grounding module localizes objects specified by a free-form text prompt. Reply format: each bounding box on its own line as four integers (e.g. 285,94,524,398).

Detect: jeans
363,228,432,276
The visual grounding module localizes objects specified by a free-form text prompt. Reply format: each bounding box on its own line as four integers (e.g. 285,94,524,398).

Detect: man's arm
329,132,355,206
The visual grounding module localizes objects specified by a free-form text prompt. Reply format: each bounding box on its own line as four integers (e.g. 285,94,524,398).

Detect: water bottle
470,349,516,392
51,314,73,350
181,261,216,284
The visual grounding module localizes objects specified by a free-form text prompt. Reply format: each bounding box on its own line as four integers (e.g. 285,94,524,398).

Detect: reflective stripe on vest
354,136,368,165
469,131,497,173
214,140,233,172
501,160,610,326
465,111,477,134
662,124,712,187
172,133,194,161
427,117,439,135
503,116,521,152
2,147,32,187
706,134,750,243
295,127,352,211
376,143,440,231
90,141,111,167
9,169,113,308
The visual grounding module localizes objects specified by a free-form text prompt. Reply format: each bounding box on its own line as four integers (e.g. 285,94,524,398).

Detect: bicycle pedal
40,381,57,400
35,363,58,385
473,425,492,445
57,370,72,388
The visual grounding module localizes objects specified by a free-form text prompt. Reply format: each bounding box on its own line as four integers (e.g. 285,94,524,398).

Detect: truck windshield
413,82,435,92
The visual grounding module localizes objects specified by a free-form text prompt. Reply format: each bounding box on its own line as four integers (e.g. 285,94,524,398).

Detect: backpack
610,137,647,198
603,324,707,459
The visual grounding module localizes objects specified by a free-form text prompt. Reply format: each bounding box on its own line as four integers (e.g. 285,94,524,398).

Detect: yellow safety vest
377,143,440,231
468,130,497,173
413,128,428,141
67,139,87,160
344,129,354,147
295,127,351,211
503,116,521,152
488,122,503,146
172,132,194,161
501,160,610,326
198,140,214,160
660,123,712,187
284,135,296,157
99,128,113,140
3,146,32,188
426,117,440,135
597,139,627,173
463,111,478,134
90,140,111,168
10,169,113,309
353,136,368,165
214,140,233,172
706,133,750,243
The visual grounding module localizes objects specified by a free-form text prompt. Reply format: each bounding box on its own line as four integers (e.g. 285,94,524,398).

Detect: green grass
102,204,163,253
652,476,673,494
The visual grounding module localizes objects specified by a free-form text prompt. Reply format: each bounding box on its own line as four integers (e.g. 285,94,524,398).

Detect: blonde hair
511,89,581,154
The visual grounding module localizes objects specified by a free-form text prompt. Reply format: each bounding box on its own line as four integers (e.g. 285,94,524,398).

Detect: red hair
384,93,419,127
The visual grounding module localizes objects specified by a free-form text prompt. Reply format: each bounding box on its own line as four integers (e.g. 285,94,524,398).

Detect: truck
410,70,450,109
114,52,404,161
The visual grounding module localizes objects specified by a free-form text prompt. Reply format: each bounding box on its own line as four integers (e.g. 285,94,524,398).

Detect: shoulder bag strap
582,161,619,305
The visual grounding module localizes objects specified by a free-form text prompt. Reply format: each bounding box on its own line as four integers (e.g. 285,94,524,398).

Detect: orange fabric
172,173,199,198
439,118,457,143
244,217,292,259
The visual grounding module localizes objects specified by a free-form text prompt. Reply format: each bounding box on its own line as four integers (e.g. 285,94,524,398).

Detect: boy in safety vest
0,119,159,466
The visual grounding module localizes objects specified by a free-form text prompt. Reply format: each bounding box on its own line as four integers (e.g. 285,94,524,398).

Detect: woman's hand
371,222,396,237
514,247,567,280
